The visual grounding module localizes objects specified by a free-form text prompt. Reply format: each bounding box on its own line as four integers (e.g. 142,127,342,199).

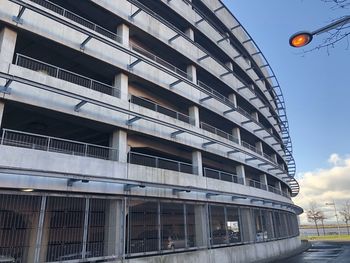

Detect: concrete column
187,65,197,84
251,112,259,122
228,93,237,108
236,164,246,185
232,127,241,144
185,28,194,41
109,129,128,162
255,141,263,155
0,27,17,64
39,210,51,262
113,73,128,100
192,150,203,176
117,24,129,46
225,62,234,71
194,204,209,247
260,174,268,190
189,105,200,128
104,199,123,256
0,101,4,128
272,153,278,164
275,181,282,193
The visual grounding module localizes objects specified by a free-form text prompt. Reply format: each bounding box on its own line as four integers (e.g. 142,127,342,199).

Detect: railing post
178,162,181,173
155,157,159,168
1,129,5,145
47,137,50,151
56,68,59,78
15,53,19,65
89,79,93,90
84,144,88,157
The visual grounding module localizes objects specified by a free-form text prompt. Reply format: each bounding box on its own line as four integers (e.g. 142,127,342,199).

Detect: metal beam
217,35,230,44
242,120,253,125
232,195,247,200
254,128,264,132
258,163,269,167
242,39,253,44
249,96,259,101
74,100,87,112
197,54,210,62
127,58,142,70
169,79,182,88
223,108,236,115
124,184,145,191
237,86,248,91
202,141,216,148
199,96,212,103
172,188,191,194
231,25,241,30
80,36,93,50
168,33,181,43
220,71,232,77
126,116,142,125
0,79,12,94
12,6,26,24
195,18,204,25
245,157,256,162
214,5,225,12
129,8,142,20
206,193,219,198
227,150,239,155
170,130,185,138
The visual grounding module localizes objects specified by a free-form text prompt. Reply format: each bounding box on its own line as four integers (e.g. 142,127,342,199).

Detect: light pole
289,15,350,47
325,201,341,235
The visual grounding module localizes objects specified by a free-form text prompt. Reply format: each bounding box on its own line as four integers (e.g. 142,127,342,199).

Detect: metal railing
30,0,122,43
203,167,243,184
246,179,267,191
241,140,262,156
263,153,276,164
15,54,120,97
130,95,194,125
200,122,239,144
0,129,118,161
130,43,191,80
129,152,195,174
268,185,282,196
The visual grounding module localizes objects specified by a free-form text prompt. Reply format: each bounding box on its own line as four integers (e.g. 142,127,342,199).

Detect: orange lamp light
289,32,313,48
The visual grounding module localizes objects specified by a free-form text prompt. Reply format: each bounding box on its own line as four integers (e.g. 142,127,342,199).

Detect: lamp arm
312,16,350,35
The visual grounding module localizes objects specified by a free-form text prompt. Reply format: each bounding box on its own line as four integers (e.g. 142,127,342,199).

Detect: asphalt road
274,241,350,263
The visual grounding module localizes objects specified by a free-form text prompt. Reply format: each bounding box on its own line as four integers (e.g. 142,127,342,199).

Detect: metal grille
45,197,85,261
130,43,191,80
30,0,122,43
200,122,239,143
15,54,119,97
1,129,118,161
129,152,194,174
130,96,193,125
0,194,41,262
203,167,241,184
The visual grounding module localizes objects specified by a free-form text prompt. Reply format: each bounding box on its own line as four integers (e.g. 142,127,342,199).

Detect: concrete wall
124,237,301,263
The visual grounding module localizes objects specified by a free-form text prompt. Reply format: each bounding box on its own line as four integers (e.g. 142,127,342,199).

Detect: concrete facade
0,0,300,262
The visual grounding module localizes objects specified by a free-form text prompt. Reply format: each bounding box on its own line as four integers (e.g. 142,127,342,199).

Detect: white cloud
293,154,350,224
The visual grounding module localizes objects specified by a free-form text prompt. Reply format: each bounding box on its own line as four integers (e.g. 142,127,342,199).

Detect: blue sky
223,0,350,175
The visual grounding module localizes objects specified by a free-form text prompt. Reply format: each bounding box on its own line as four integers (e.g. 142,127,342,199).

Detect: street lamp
325,201,341,235
289,15,350,47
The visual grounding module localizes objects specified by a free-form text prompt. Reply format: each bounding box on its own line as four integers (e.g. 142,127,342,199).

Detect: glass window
185,204,196,248
128,200,159,254
160,202,185,251
226,207,241,243
45,196,85,262
261,210,274,241
209,205,227,245
0,194,41,262
253,209,264,242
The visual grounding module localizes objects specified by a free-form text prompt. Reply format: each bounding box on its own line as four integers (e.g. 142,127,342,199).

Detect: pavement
272,241,350,263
